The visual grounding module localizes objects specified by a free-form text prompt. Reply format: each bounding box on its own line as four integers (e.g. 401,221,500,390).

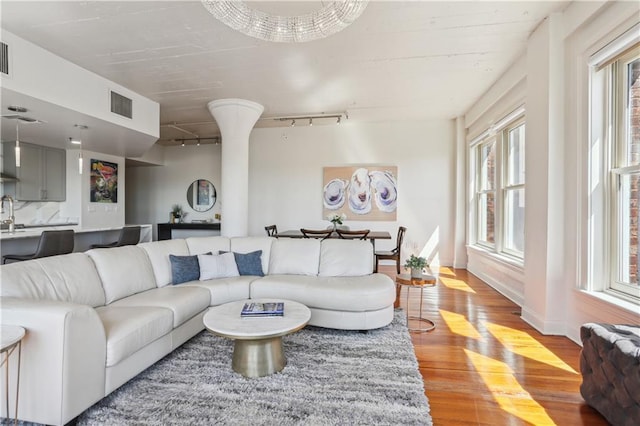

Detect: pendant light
14,121,21,167
78,151,83,175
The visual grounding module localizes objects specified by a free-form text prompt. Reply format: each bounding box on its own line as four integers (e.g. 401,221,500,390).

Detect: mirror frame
186,179,217,212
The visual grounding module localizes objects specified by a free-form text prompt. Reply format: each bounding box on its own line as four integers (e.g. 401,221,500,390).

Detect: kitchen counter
0,224,151,240
0,224,152,255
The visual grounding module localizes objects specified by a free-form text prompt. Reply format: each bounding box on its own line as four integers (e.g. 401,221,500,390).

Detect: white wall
126,144,222,239
248,120,456,266
127,119,458,267
462,0,640,343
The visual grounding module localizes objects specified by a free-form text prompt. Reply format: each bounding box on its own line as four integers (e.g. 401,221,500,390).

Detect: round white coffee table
203,299,311,378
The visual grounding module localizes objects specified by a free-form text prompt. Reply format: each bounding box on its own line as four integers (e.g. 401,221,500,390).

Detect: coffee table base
232,336,286,378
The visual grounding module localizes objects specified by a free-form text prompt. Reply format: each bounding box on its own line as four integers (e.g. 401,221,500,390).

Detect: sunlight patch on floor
438,276,476,293
440,309,483,340
465,349,557,425
484,322,578,374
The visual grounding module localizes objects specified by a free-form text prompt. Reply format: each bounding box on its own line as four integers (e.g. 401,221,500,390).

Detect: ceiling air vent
110,90,132,119
0,41,9,75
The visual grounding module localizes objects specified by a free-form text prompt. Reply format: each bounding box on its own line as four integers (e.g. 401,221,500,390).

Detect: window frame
589,29,640,302
608,48,640,298
470,107,526,261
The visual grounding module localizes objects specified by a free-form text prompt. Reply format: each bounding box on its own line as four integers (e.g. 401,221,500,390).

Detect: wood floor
378,266,608,426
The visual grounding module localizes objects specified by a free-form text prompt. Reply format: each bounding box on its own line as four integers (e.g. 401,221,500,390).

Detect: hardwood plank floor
379,266,608,426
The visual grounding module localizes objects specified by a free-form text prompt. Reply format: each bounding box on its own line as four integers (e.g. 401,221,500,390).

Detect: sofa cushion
139,239,190,288
181,276,253,306
96,305,173,367
198,253,239,279
87,246,157,304
251,274,395,311
108,286,210,327
230,237,273,275
186,236,230,255
220,250,264,276
318,239,374,276
169,255,200,284
269,239,321,276
0,253,106,307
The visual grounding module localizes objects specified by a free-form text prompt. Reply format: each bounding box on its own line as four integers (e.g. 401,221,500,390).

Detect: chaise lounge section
0,236,395,425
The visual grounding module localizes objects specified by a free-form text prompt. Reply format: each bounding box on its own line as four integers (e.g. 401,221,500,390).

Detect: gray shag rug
77,310,431,425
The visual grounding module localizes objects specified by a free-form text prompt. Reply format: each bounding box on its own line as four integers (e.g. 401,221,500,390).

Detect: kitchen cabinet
1,142,66,201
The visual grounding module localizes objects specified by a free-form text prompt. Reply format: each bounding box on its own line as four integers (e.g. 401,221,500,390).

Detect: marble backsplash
0,200,78,226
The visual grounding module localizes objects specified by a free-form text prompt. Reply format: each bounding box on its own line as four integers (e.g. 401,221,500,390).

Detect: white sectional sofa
0,236,395,425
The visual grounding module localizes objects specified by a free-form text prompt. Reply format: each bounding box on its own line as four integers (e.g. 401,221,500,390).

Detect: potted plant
404,254,428,278
170,204,187,223
326,213,347,231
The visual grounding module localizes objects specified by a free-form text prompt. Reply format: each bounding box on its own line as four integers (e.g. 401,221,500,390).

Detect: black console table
157,223,221,241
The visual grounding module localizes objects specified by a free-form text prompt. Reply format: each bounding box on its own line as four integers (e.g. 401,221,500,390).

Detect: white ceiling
0,1,567,150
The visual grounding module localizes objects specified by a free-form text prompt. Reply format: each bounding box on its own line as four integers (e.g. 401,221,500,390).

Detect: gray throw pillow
219,250,264,276
169,254,200,284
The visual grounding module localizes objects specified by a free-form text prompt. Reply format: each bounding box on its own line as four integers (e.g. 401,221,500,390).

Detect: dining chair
90,226,141,249
374,226,406,274
265,224,278,237
2,229,75,264
300,228,333,240
336,229,370,240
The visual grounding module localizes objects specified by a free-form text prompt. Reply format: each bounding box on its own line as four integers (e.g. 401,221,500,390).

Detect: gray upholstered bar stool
2,229,75,264
90,225,141,249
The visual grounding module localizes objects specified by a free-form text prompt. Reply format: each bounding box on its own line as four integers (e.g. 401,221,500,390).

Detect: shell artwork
348,168,372,215
323,178,348,210
369,170,398,212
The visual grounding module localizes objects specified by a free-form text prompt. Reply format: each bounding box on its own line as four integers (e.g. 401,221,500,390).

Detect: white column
453,116,468,269
207,99,264,237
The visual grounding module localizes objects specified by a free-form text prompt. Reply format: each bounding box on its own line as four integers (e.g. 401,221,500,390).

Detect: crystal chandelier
201,1,369,43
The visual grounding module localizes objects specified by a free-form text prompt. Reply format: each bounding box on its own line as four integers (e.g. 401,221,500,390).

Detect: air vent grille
110,90,132,119
0,42,9,75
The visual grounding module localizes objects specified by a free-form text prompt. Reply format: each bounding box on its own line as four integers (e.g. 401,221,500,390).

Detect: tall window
472,109,525,260
607,47,640,298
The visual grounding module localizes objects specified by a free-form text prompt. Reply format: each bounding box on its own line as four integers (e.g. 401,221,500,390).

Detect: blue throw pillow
169,254,200,284
219,250,264,276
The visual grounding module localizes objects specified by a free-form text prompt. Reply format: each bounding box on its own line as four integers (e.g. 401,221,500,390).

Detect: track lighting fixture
173,136,221,147
273,112,347,127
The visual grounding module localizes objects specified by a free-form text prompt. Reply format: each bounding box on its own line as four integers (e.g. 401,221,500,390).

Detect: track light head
309,118,313,126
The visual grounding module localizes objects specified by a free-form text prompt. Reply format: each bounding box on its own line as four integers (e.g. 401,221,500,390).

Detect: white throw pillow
198,253,239,280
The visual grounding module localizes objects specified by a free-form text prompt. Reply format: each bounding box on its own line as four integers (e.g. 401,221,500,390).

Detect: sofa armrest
0,297,107,426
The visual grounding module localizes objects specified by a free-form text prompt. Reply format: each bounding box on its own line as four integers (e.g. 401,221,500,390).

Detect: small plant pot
410,268,422,279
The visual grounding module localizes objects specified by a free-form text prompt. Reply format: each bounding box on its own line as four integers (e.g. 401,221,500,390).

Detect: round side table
396,274,437,332
1,325,25,425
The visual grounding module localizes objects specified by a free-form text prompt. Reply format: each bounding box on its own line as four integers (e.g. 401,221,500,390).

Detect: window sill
467,245,524,271
575,289,640,320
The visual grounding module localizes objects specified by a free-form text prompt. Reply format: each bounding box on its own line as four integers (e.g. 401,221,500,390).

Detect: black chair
265,224,278,237
90,226,141,249
374,226,406,274
300,228,333,240
2,230,75,264
336,229,370,240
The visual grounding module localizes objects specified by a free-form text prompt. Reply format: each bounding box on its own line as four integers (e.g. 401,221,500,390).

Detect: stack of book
241,302,284,317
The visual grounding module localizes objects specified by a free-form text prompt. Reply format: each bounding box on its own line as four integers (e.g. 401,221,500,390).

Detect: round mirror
186,179,217,212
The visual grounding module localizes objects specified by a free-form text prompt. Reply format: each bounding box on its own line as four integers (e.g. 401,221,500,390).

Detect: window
606,47,640,299
471,109,525,260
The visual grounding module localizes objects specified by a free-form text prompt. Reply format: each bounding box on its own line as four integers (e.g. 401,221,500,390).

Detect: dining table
274,229,391,250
